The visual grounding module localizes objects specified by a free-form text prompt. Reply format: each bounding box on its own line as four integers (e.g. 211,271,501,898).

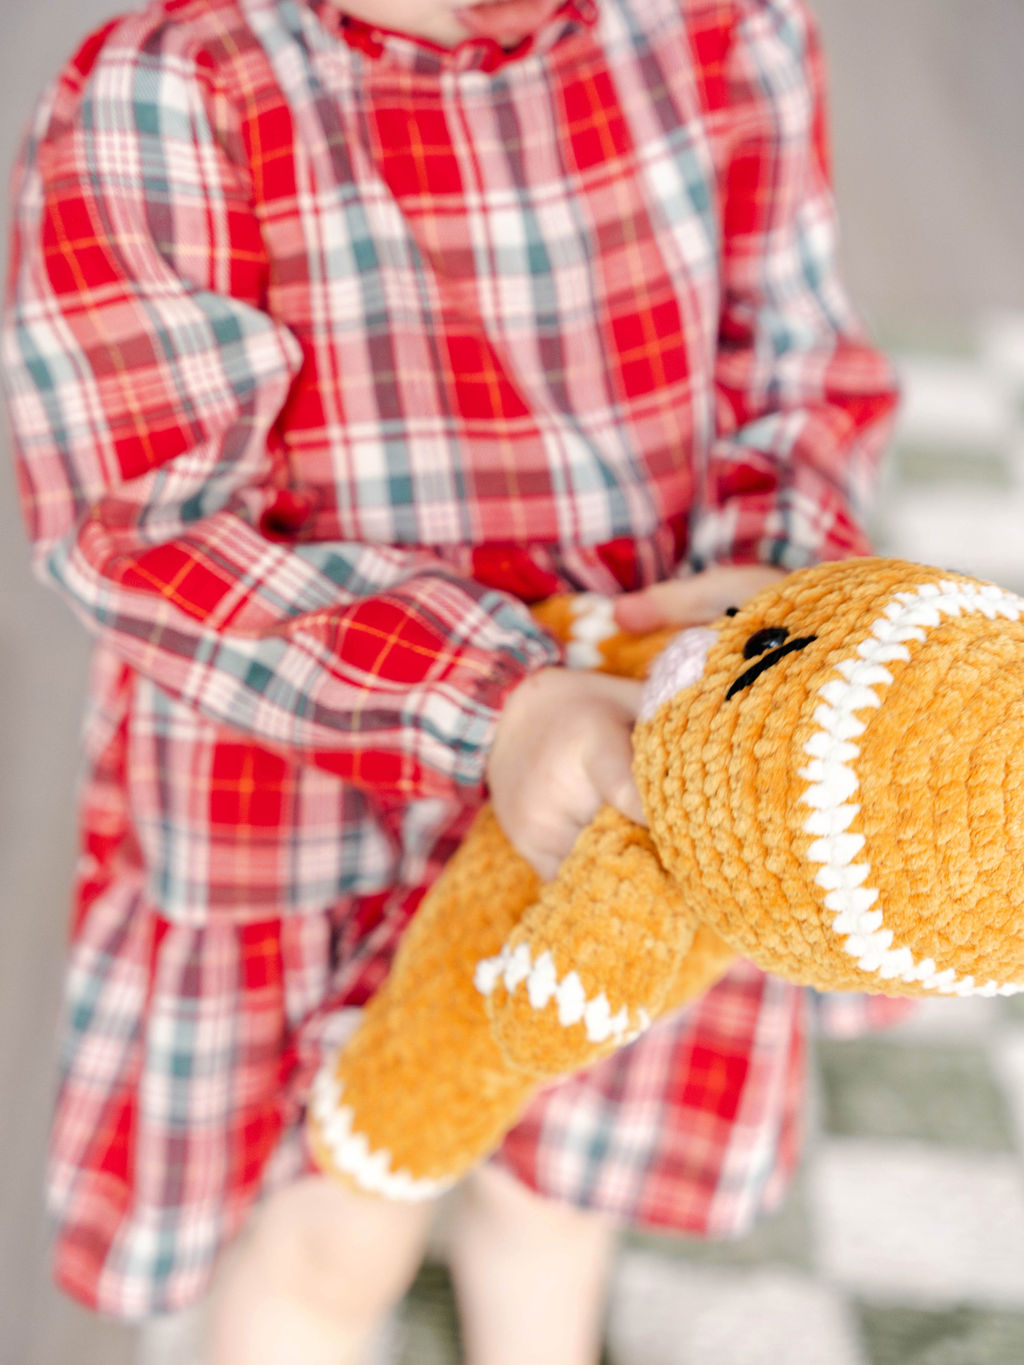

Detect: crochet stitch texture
309,558,1024,1198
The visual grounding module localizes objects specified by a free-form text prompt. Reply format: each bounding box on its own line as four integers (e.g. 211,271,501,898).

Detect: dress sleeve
2,24,559,803
688,0,900,572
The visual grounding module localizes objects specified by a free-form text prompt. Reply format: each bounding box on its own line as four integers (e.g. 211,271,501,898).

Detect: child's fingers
613,564,788,632
612,590,674,635
518,824,581,885
586,722,648,828
486,670,647,880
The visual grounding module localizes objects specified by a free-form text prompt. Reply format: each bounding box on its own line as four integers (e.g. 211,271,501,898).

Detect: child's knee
231,1175,434,1319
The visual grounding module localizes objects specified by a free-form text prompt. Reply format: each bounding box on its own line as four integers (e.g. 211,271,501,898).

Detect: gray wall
815,0,1024,333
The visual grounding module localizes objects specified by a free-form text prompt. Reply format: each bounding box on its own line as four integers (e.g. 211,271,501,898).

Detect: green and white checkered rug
388,997,1024,1365
874,311,1024,592
384,313,1024,1365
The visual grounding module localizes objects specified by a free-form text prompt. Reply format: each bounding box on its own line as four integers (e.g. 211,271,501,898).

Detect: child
2,0,903,1360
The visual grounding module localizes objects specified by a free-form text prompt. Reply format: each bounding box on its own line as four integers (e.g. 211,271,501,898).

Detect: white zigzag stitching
566,594,618,669
799,578,1024,998
309,1063,455,1201
475,942,652,1044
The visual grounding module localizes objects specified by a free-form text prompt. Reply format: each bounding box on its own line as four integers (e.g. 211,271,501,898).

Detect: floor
388,996,1024,1365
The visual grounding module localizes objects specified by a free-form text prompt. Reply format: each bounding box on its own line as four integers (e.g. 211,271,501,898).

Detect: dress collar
308,0,598,74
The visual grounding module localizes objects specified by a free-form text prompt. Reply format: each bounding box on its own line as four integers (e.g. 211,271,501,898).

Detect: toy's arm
530,595,678,680
479,805,702,1076
658,924,739,1013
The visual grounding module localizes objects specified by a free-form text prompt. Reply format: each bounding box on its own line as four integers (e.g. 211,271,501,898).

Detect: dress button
259,488,315,541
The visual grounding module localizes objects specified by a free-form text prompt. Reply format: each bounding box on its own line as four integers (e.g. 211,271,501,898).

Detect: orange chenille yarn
308,558,1024,1199
635,557,1024,997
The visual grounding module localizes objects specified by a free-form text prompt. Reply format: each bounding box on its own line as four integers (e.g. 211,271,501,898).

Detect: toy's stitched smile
726,631,817,700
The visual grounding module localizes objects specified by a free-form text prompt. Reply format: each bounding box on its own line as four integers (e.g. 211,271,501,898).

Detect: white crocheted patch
799,578,1024,997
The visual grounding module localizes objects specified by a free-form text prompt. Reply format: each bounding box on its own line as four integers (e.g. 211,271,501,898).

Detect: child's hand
486,668,647,882
613,564,787,634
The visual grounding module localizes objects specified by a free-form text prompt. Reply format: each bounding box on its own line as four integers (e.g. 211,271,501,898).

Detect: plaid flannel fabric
2,0,900,1317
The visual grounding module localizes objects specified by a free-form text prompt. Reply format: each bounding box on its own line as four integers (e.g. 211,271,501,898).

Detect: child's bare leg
450,1164,618,1365
136,1300,207,1365
207,1174,435,1365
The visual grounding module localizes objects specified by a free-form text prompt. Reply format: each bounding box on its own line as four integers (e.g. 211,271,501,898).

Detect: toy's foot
479,806,698,1077
308,1063,458,1202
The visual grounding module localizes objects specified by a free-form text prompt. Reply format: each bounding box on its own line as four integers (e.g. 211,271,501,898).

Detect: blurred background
1,2,1023,1363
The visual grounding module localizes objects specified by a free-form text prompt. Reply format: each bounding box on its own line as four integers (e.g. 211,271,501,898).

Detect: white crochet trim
565,594,618,669
799,578,1024,997
308,1063,454,1201
475,943,652,1044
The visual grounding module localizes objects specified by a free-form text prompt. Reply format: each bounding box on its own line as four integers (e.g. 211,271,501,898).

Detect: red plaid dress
3,0,903,1319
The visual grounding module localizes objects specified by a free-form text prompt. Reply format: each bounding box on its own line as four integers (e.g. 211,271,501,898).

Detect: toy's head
634,558,1024,999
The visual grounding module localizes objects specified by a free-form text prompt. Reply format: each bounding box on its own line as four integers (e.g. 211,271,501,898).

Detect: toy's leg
480,805,698,1076
308,807,547,1196
206,1173,433,1365
450,1164,617,1365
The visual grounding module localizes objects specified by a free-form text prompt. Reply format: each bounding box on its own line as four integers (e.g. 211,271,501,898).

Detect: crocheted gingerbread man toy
308,557,1024,1200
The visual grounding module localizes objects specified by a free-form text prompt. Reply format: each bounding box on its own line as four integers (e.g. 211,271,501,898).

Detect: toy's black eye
724,606,740,617
743,625,790,659
726,627,816,700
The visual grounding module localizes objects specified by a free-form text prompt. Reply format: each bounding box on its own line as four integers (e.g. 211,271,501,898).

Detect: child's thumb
587,729,648,827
